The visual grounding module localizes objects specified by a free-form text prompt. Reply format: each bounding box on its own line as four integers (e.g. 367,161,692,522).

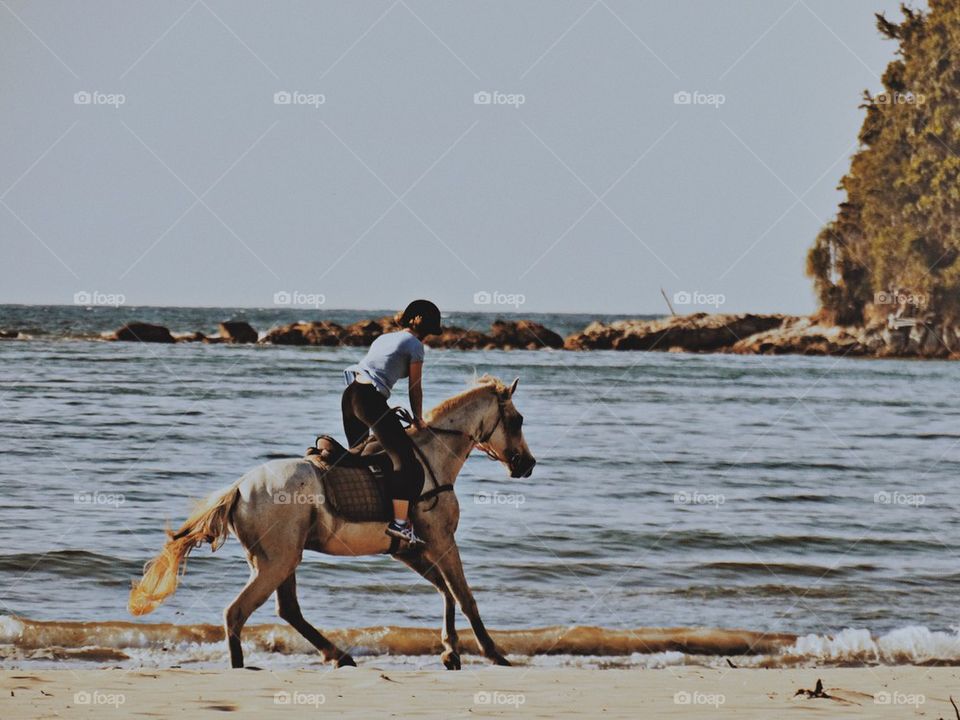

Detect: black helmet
399,299,442,336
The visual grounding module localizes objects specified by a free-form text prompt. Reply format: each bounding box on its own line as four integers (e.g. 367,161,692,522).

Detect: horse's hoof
492,655,511,667
442,651,461,670
336,654,357,668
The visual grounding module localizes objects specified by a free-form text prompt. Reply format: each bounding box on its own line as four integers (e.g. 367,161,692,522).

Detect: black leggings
341,381,425,503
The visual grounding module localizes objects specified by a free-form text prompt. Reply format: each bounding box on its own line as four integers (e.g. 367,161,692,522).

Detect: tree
807,1,960,325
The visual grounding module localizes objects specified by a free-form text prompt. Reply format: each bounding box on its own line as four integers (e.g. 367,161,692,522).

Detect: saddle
305,436,395,522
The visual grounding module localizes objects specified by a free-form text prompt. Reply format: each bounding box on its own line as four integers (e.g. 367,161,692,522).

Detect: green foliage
807,1,960,323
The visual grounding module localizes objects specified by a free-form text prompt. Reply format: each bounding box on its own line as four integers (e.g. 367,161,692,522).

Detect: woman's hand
413,416,428,432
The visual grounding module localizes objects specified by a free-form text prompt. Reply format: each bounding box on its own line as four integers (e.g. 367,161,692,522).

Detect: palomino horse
129,375,536,669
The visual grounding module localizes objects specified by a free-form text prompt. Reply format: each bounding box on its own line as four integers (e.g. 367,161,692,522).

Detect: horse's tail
128,483,240,616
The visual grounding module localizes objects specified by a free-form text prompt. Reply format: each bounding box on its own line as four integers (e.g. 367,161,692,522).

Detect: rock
262,321,344,346
110,322,175,343
489,320,564,350
218,321,258,344
425,326,491,349
173,331,206,343
729,318,869,356
0,330,18,339
342,316,396,346
565,314,786,352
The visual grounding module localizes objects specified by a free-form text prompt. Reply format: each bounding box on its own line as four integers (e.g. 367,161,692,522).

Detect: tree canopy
807,1,960,324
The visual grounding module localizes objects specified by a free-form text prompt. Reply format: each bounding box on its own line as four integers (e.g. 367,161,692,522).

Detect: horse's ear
508,377,519,396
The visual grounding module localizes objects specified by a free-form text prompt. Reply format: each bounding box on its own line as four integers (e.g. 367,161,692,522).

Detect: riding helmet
399,299,442,336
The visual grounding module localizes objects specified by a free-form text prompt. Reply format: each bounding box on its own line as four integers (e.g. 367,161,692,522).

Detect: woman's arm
408,361,425,429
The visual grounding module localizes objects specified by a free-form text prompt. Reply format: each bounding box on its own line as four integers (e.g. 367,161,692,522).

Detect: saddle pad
305,453,393,522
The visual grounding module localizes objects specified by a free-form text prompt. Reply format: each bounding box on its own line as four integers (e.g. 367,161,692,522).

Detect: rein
391,398,511,510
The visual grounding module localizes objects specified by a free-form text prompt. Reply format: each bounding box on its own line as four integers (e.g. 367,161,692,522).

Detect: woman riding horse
341,299,442,546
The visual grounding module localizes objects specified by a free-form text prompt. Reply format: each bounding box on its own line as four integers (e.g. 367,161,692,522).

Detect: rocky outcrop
564,313,786,352
110,322,176,343
0,330,19,339
563,313,960,359
425,326,491,350
727,317,870,356
342,316,396,346
218,321,258,344
728,317,957,358
173,331,207,343
488,320,564,349
261,321,345,346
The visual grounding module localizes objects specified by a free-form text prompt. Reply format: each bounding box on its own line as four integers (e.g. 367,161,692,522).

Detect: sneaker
386,520,425,546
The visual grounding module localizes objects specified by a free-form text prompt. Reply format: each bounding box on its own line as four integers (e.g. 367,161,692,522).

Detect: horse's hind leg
224,562,291,669
275,573,356,667
397,553,461,670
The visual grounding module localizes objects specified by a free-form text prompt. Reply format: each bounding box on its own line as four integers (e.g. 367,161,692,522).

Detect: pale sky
1,0,909,314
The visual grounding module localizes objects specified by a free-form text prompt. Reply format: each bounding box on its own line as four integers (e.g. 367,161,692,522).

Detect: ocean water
2,305,960,668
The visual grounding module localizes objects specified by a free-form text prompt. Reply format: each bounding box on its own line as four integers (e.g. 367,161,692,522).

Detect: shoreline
2,667,956,719
2,312,959,359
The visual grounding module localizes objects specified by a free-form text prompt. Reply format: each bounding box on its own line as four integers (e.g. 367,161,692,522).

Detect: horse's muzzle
510,455,536,478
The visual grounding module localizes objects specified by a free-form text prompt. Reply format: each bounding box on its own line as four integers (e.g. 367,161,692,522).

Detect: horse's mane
426,374,507,421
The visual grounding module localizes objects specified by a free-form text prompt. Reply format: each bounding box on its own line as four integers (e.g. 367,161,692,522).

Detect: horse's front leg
396,552,461,669
427,541,510,666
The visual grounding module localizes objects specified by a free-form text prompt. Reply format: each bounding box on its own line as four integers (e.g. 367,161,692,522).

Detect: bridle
392,395,520,510
395,395,514,465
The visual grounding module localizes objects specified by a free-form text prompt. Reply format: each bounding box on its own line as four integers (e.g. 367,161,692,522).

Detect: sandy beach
2,666,957,719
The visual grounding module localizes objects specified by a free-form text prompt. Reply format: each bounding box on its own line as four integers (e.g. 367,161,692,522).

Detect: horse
128,375,536,670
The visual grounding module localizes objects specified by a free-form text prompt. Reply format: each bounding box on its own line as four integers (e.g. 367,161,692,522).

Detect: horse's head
474,376,536,479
